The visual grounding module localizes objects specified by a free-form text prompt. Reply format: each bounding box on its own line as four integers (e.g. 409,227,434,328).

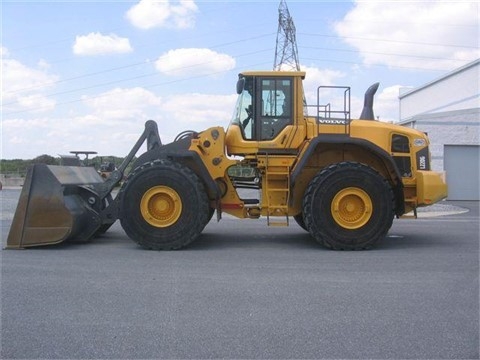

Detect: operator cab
226,71,307,155
233,75,292,141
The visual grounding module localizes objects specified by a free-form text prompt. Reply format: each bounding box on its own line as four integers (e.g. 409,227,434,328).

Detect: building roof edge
399,58,480,99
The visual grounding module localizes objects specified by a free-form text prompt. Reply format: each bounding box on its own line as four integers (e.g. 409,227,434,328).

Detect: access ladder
262,154,296,226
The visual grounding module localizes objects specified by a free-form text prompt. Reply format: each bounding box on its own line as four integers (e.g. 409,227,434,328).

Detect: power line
300,57,450,72
302,17,479,29
3,55,274,116
3,60,150,95
3,42,274,108
299,32,479,50
4,32,277,97
5,44,473,113
299,45,479,63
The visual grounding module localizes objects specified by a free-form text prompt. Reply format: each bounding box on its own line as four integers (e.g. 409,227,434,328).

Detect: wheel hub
140,186,182,227
331,187,372,229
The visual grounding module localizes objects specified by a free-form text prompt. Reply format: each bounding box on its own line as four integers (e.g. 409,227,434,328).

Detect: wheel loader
6,71,447,251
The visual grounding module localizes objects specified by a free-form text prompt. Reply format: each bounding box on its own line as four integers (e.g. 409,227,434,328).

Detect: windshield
230,77,254,139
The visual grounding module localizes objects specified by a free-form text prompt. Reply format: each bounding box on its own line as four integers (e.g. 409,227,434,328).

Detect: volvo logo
318,119,347,125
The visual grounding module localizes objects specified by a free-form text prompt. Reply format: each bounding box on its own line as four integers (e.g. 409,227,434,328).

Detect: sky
1,0,479,160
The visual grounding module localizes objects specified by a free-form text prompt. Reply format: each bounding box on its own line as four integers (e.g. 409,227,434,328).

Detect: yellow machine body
188,71,446,223
6,71,447,250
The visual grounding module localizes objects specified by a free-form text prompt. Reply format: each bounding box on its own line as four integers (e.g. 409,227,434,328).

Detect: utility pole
273,0,300,71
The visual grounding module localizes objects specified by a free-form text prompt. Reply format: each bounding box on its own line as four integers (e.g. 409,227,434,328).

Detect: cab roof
239,70,306,79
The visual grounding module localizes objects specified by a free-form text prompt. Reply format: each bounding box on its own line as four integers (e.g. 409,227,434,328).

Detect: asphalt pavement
1,188,479,359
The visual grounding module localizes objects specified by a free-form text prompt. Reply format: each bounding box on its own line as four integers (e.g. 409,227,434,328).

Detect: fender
132,140,222,202
291,134,405,216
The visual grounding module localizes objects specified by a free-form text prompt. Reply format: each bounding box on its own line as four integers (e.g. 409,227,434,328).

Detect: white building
399,59,480,200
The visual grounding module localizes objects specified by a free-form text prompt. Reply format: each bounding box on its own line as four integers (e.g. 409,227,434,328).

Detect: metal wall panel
444,145,480,200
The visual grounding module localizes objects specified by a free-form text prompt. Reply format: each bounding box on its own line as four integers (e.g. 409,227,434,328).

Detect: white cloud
2,118,50,129
334,1,480,71
37,59,51,70
73,32,133,56
80,90,237,145
60,90,234,156
162,93,237,124
1,49,58,113
2,53,57,95
126,0,198,30
155,48,236,76
302,65,346,88
82,87,162,122
1,46,9,57
351,84,401,122
16,94,56,113
374,85,402,122
301,65,346,110
2,117,68,158
299,65,399,121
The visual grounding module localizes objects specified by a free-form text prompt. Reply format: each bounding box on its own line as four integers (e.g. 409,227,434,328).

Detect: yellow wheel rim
331,187,372,229
140,186,182,228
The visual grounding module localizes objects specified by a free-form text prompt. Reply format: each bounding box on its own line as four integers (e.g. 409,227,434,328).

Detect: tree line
0,155,125,176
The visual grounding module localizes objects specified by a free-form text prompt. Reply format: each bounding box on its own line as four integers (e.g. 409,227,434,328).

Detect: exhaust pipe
359,82,379,120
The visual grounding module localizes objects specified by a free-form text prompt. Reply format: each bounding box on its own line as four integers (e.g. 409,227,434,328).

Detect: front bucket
6,164,106,249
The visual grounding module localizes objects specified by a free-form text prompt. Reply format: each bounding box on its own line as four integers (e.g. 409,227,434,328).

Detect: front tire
119,159,209,250
303,162,395,250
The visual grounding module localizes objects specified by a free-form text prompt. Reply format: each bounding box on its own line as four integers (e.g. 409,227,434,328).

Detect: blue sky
2,0,479,159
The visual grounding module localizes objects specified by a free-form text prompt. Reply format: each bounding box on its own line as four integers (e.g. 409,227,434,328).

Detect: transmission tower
273,0,300,71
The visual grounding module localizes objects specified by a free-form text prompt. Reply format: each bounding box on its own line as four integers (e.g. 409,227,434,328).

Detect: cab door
255,77,294,145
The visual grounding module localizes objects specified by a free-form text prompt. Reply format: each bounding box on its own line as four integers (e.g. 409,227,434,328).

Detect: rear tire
303,162,394,250
119,159,209,250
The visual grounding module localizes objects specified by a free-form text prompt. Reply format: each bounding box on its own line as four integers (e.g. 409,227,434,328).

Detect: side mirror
236,78,245,95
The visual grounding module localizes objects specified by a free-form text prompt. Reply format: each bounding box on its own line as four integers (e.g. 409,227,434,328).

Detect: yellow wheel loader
7,71,447,250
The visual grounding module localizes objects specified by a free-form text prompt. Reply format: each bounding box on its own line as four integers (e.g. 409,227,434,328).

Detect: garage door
444,145,480,200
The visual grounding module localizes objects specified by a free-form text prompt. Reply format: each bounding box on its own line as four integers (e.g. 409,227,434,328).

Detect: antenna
273,0,300,71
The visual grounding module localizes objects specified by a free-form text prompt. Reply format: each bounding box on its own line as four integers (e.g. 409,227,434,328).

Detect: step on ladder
265,154,290,227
